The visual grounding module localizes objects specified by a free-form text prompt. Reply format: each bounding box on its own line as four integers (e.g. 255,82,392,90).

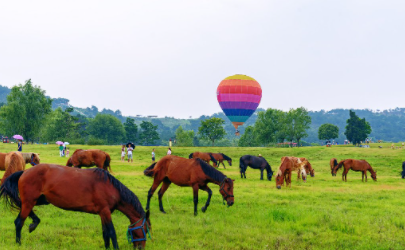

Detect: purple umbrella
13,135,23,140
56,141,64,145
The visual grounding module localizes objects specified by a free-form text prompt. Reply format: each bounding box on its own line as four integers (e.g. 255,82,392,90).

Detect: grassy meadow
0,143,405,250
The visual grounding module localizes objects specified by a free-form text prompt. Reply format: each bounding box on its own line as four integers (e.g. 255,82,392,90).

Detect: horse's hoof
29,224,38,233
194,212,198,216
160,210,166,214
201,207,207,213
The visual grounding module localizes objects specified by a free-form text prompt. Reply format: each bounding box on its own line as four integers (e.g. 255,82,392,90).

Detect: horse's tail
1,153,24,185
144,163,157,177
209,153,218,168
0,171,24,210
104,153,112,173
189,153,194,159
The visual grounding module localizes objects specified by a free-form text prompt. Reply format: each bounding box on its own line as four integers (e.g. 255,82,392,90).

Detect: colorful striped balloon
217,74,262,133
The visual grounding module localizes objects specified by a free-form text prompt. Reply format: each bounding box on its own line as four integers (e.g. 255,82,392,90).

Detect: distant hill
1,85,404,143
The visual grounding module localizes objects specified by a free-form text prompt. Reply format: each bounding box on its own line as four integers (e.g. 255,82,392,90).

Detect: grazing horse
330,158,338,176
401,162,405,179
275,157,294,189
144,155,234,216
281,157,307,182
0,152,39,171
333,159,377,182
189,152,218,168
209,153,232,169
1,152,25,185
239,155,273,180
67,149,111,172
0,164,151,249
299,158,315,177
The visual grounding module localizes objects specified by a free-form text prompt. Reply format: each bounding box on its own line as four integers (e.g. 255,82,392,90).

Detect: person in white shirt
152,149,155,163
167,148,171,155
121,145,126,162
127,146,134,163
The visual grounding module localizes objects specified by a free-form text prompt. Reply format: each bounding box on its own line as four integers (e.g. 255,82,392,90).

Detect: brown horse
144,155,234,216
1,152,25,185
67,149,111,172
0,152,39,171
275,157,294,189
0,164,151,249
299,157,315,177
280,157,307,182
333,159,377,182
189,152,218,168
330,158,338,176
209,153,232,169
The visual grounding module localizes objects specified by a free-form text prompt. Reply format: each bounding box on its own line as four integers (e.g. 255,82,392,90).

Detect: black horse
402,161,405,179
239,155,273,180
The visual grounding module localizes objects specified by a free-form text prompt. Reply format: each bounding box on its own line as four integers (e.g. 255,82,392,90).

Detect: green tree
344,110,372,145
254,109,285,145
238,126,258,147
87,114,126,144
41,107,81,142
198,117,226,146
124,118,138,142
284,107,311,146
139,121,160,145
175,126,194,146
318,123,339,141
0,79,52,142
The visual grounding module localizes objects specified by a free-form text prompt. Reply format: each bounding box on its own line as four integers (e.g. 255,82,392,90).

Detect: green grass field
1,143,405,250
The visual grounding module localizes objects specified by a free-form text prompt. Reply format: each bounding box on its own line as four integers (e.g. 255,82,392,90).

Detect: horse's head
66,157,73,167
219,178,234,206
227,159,232,166
371,171,377,181
128,210,151,249
31,153,40,166
309,168,315,177
267,169,273,181
305,162,315,177
275,170,283,189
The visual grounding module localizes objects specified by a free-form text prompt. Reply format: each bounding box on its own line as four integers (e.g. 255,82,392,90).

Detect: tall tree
41,107,80,142
198,117,226,146
284,107,311,146
175,126,194,146
124,118,138,142
139,121,160,145
238,126,258,147
0,79,52,142
344,110,371,145
254,108,285,145
87,114,126,144
318,123,339,141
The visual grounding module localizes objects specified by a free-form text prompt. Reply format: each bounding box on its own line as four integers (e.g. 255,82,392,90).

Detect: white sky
1,0,404,118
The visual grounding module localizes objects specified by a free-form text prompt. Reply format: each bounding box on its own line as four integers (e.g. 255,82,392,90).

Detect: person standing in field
121,145,126,162
127,145,134,163
167,148,171,155
66,148,70,158
152,148,155,163
17,140,22,152
59,144,64,157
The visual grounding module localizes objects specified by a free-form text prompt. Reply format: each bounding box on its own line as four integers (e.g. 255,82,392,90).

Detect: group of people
121,145,172,163
58,144,69,157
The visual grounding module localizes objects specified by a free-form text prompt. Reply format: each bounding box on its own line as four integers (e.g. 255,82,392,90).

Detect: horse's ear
146,210,150,220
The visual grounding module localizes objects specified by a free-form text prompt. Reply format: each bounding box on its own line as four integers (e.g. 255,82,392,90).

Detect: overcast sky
1,1,404,118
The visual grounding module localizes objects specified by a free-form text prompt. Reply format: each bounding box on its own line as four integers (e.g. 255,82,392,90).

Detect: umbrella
13,135,23,140
64,142,70,145
56,141,64,145
126,142,135,148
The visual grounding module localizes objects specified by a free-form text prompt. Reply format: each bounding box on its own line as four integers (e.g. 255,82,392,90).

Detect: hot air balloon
217,74,262,135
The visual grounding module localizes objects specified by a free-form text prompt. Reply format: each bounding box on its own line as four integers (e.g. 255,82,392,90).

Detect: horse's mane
19,153,36,162
196,158,226,183
93,169,145,216
220,153,232,161
188,153,193,159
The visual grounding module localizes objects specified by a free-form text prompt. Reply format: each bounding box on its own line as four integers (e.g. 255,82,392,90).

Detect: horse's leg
158,179,172,214
260,168,264,180
364,171,368,182
222,161,226,169
146,178,163,210
297,170,301,180
15,201,35,244
28,211,41,233
192,184,199,216
200,185,212,213
99,207,118,249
